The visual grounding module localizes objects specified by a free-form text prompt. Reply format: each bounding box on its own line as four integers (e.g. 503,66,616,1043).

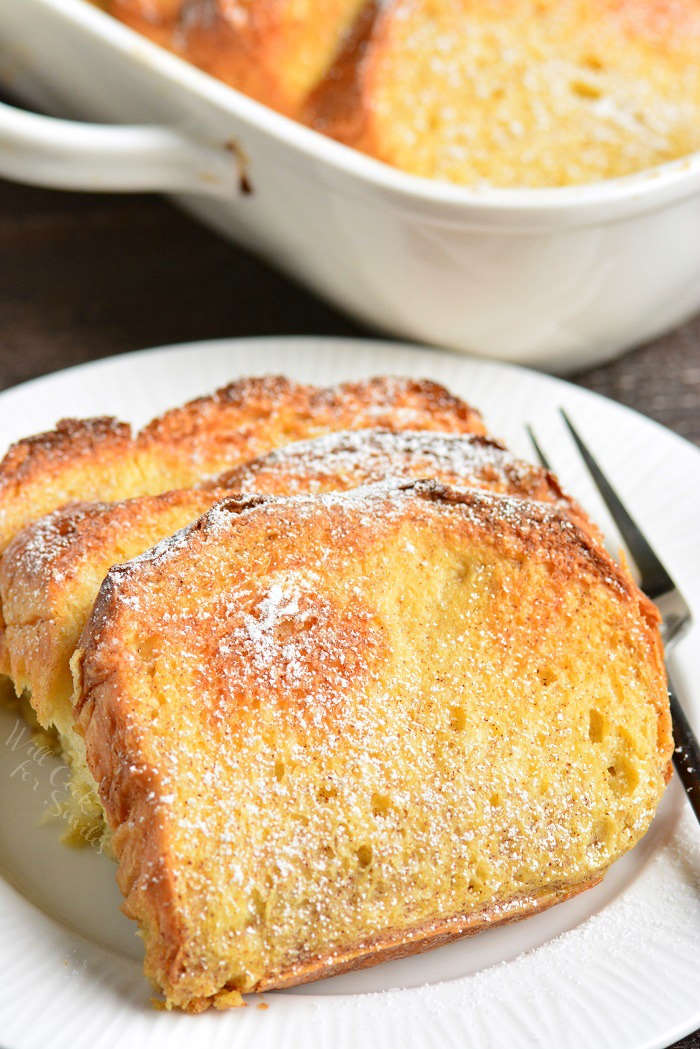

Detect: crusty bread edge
170,875,602,1009
72,483,670,1010
251,875,601,994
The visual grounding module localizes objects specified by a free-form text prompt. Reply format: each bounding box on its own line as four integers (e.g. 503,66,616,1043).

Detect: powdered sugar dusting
73,475,670,1008
218,429,553,498
2,502,115,589
213,571,384,722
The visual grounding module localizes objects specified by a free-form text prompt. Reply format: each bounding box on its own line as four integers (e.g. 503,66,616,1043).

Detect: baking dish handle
0,100,246,197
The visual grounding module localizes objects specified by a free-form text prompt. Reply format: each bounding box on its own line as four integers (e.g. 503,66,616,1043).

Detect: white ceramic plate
0,337,698,1049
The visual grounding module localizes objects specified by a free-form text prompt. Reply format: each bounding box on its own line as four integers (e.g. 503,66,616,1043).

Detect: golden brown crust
105,0,182,47
0,418,134,554
251,875,600,994
215,428,600,539
74,482,671,1009
175,1,292,112
0,417,131,485
0,488,233,727
148,0,371,117
302,0,379,140
0,374,483,564
137,374,485,488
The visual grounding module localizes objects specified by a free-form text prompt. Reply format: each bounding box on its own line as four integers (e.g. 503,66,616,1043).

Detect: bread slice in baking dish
110,0,370,115
0,428,585,842
105,0,700,185
0,375,484,556
72,482,671,1010
306,0,700,187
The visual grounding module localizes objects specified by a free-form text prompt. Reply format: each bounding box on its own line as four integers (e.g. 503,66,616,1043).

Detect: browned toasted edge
0,487,237,725
303,0,381,142
0,418,133,525
0,417,134,671
72,481,671,1009
177,875,602,1011
252,874,601,993
0,417,132,487
0,374,484,670
137,374,485,447
105,0,182,49
214,428,601,543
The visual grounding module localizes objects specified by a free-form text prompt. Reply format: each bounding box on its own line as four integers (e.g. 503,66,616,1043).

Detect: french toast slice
306,0,700,187
134,374,485,489
139,0,370,116
106,0,700,185
72,482,671,1009
216,428,599,538
0,489,232,841
0,375,484,557
0,487,235,733
1,428,587,790
0,375,481,682
0,417,138,559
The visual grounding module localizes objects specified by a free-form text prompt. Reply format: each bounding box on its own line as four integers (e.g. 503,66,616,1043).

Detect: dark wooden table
2,178,700,448
0,174,698,1048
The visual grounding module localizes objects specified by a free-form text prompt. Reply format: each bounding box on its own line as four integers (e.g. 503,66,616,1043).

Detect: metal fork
526,410,700,823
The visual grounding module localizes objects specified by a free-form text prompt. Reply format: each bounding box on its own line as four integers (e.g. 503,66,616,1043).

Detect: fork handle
667,668,700,824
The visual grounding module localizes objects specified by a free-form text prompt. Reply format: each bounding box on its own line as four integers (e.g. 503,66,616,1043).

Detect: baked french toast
0,373,482,704
136,375,485,489
0,488,233,841
0,375,484,557
71,482,671,1010
0,416,138,559
1,427,587,841
105,0,700,187
216,427,599,538
178,0,368,116
309,0,700,187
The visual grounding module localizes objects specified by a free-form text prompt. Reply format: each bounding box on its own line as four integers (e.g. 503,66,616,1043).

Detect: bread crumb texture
327,0,700,186
0,429,587,847
74,484,670,1010
0,377,483,847
114,0,700,186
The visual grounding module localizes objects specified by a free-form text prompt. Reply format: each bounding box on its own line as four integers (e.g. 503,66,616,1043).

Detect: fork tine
559,409,675,601
525,424,553,471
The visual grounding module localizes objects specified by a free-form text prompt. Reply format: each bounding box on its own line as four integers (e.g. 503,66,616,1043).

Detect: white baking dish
1,0,700,372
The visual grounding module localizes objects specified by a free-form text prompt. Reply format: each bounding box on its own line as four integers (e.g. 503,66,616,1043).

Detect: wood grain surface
0,171,698,1048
